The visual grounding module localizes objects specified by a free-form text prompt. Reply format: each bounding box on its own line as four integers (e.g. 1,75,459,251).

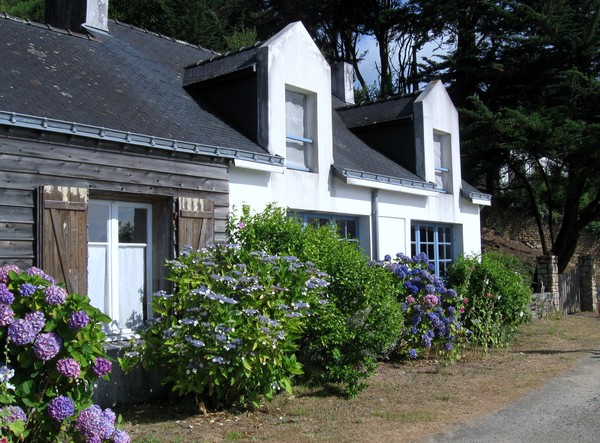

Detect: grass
120,312,600,443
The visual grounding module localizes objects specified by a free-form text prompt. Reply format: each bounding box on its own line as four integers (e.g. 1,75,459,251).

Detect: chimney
45,0,109,33
331,62,355,105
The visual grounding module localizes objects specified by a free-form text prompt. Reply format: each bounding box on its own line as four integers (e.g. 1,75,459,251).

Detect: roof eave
333,165,439,196
0,110,284,167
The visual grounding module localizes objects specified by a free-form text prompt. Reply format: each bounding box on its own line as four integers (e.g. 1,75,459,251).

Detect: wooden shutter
38,186,88,294
176,197,214,254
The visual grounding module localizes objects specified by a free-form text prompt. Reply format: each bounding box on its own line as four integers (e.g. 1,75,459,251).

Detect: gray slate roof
337,93,418,128
0,15,265,154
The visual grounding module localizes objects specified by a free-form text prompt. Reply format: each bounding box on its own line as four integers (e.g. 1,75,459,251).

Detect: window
87,200,152,335
411,222,453,276
286,89,314,171
293,212,358,239
433,132,452,193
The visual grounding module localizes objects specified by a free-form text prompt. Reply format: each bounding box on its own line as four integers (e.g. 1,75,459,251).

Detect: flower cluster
375,253,467,361
0,264,129,442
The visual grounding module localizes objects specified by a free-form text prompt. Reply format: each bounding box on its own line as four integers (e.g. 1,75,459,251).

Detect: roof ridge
108,18,219,54
187,40,263,68
0,11,95,40
339,89,421,111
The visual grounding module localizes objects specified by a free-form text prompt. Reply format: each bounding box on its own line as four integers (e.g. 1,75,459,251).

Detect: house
0,0,490,392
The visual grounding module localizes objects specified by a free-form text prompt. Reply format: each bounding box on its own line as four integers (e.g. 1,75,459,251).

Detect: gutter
0,111,284,168
333,166,439,196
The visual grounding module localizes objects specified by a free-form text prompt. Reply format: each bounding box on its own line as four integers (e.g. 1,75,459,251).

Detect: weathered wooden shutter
176,197,214,254
38,186,88,294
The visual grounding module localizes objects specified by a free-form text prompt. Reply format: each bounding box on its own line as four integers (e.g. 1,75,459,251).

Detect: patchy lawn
120,313,600,443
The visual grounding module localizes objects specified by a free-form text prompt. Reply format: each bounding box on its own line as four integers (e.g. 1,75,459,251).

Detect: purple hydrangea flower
44,285,68,305
56,358,81,378
33,332,62,361
76,405,115,440
0,265,20,284
69,310,90,329
26,266,55,283
0,284,14,305
8,318,37,345
408,348,418,359
92,357,112,377
48,396,75,421
0,405,27,426
19,283,37,297
0,304,14,326
113,430,131,443
25,311,46,333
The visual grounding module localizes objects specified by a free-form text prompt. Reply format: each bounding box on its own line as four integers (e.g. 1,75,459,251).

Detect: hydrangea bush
120,244,330,409
0,265,130,442
375,253,468,362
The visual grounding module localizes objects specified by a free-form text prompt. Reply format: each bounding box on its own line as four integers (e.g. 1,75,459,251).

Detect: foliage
446,253,533,351
0,265,129,442
227,205,404,397
376,253,468,362
120,244,330,409
0,0,44,22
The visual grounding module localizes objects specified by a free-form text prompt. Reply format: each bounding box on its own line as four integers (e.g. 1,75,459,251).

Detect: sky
355,34,447,90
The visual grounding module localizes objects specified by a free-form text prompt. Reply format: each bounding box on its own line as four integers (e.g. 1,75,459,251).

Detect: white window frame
87,200,153,337
433,132,452,193
285,88,316,171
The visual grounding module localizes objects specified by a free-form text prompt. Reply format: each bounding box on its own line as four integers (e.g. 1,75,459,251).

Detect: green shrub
446,252,532,350
0,265,128,443
121,244,330,409
228,205,404,397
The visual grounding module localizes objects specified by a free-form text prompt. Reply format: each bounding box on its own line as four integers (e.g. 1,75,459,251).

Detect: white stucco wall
228,23,485,265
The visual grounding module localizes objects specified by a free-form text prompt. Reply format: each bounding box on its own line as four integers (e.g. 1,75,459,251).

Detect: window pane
286,138,308,169
88,203,108,242
87,244,107,313
346,220,357,238
118,207,147,243
286,90,306,138
118,246,145,330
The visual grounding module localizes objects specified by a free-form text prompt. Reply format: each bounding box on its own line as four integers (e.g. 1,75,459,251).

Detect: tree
451,0,600,273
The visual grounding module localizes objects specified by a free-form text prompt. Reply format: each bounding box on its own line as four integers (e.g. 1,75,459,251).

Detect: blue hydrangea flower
19,283,37,297
25,266,55,283
0,405,26,425
69,310,90,329
8,318,37,345
92,357,112,377
0,284,15,305
48,396,75,421
33,332,62,361
25,311,46,333
113,430,131,443
408,349,418,359
56,358,81,378
44,285,67,305
0,304,14,326
76,405,115,441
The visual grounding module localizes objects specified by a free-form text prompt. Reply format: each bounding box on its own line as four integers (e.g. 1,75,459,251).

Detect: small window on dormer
433,132,452,193
286,90,314,171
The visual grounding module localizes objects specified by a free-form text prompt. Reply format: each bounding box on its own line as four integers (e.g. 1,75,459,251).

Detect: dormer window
433,132,452,193
286,89,315,171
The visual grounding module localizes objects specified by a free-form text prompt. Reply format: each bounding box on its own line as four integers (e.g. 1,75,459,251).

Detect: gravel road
426,350,600,443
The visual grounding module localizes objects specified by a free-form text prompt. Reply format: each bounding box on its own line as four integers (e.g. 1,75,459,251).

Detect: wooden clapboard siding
0,133,229,272
0,189,36,265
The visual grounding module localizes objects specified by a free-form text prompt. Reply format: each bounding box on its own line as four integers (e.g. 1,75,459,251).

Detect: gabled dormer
183,22,334,176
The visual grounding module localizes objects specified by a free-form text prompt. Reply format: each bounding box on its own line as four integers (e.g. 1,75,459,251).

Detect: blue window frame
292,212,358,240
411,222,453,276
